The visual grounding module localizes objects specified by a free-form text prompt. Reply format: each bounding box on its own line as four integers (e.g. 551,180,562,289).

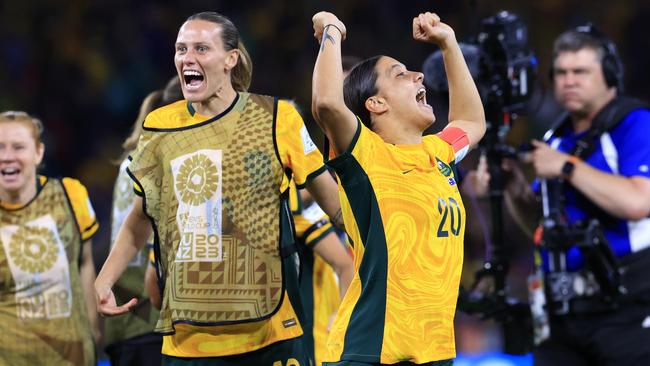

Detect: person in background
311,10,485,366
0,111,99,365
95,10,342,366
501,24,650,366
103,77,182,366
290,178,353,366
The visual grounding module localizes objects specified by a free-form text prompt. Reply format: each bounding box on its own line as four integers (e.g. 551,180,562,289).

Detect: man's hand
530,139,572,178
312,11,346,43
412,12,455,47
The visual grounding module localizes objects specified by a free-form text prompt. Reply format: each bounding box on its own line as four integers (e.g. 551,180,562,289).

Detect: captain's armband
437,126,470,162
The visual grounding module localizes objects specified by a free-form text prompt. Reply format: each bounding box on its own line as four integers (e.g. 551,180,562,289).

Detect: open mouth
416,88,429,107
183,70,205,89
0,167,21,182
1,167,19,177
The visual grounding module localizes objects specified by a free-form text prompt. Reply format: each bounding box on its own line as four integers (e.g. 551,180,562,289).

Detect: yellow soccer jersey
138,96,326,357
290,181,342,366
61,177,99,241
1,176,99,241
324,121,465,364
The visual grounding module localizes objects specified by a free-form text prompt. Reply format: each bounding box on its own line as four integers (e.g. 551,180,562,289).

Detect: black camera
477,11,537,115
423,11,537,138
476,11,537,144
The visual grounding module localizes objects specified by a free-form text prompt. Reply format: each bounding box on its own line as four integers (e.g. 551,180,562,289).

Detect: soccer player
103,77,182,366
311,11,486,365
95,11,341,366
0,111,99,365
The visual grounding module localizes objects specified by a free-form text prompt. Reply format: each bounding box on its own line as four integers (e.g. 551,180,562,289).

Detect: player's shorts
323,359,453,366
161,336,309,366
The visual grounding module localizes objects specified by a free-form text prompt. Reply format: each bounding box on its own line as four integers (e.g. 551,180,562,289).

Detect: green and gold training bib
0,178,95,366
129,93,294,333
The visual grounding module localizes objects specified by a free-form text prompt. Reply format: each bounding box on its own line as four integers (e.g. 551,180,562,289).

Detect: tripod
457,107,533,355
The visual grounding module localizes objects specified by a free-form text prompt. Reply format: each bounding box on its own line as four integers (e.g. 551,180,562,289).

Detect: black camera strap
547,96,648,160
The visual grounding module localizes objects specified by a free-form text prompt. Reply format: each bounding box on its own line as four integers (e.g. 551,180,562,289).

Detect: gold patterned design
128,94,287,333
114,165,135,212
9,226,59,273
175,154,219,206
0,178,95,365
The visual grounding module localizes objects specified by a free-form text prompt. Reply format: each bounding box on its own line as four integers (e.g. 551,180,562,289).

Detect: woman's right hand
413,12,456,48
312,11,347,42
95,282,138,316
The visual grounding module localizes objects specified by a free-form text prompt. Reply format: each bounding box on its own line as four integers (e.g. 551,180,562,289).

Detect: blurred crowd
1,0,649,356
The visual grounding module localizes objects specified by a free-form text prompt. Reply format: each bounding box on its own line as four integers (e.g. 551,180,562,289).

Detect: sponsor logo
436,158,456,185
282,318,298,328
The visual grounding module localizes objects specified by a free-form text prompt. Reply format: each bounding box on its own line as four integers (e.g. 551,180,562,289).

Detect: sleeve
423,134,456,165
288,179,301,213
325,118,377,176
610,109,650,178
435,126,470,163
276,100,327,189
293,207,335,248
299,200,334,247
303,219,335,248
128,111,160,196
133,182,143,196
62,178,99,241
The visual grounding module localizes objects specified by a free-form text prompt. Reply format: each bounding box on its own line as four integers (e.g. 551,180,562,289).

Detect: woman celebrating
311,11,485,365
0,111,99,365
96,11,342,366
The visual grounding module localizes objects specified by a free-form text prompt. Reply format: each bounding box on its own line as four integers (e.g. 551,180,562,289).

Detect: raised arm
94,196,152,316
311,11,358,154
414,13,486,147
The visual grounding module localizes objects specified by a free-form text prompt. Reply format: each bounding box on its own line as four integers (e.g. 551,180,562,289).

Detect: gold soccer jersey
129,96,326,358
324,122,465,364
0,176,98,366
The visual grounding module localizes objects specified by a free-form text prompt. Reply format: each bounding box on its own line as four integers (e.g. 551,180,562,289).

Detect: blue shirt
536,109,650,271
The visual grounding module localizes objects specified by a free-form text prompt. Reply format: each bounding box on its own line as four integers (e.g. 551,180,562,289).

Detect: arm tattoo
319,25,337,52
331,208,345,231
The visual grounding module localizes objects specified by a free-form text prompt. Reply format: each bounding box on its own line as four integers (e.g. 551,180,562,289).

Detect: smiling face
372,56,435,131
174,19,239,103
0,121,44,201
553,47,614,116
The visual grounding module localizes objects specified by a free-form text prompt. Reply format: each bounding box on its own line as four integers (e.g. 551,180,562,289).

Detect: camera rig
457,10,537,355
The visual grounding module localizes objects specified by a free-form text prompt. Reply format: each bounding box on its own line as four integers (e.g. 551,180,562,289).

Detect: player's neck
373,114,424,145
192,85,238,117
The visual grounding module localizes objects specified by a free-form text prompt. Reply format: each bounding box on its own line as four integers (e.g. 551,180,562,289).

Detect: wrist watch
561,156,580,180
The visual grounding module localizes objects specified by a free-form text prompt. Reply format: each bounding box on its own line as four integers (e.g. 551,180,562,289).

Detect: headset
550,23,624,92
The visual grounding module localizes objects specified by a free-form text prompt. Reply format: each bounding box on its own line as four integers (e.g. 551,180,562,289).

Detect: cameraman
504,25,650,365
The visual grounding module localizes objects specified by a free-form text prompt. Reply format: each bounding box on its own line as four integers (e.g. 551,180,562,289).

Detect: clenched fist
312,11,347,42
413,12,455,47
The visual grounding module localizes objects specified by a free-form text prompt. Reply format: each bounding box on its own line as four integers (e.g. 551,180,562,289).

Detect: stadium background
1,0,649,364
